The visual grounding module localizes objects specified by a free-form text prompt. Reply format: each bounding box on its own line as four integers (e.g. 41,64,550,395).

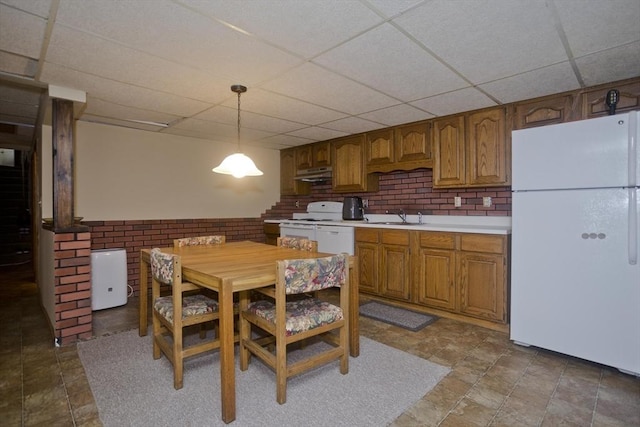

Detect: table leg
219,279,236,424
349,261,360,357
139,257,148,337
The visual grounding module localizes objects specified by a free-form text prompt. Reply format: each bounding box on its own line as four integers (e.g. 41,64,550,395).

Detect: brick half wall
84,217,265,297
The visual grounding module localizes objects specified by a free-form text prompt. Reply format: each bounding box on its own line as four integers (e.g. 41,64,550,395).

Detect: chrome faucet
387,209,407,223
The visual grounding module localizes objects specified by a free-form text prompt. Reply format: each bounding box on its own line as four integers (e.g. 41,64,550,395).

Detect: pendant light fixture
212,85,263,178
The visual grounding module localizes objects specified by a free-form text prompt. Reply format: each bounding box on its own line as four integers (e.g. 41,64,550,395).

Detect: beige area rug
78,329,449,427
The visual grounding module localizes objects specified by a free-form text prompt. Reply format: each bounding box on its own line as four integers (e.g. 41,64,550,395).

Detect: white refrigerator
510,110,640,376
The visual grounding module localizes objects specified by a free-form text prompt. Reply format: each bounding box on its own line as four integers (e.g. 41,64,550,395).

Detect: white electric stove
279,201,355,255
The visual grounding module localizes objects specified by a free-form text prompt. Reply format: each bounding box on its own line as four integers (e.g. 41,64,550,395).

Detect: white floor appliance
91,248,128,310
510,110,639,375
279,201,354,255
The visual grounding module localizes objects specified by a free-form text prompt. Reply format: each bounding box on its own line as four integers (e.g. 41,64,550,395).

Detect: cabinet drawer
460,234,505,254
419,232,456,250
381,230,409,246
355,228,379,243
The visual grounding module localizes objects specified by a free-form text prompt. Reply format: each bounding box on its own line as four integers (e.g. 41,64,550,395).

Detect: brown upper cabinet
295,141,331,170
366,121,432,173
332,134,379,193
433,107,510,188
280,148,310,196
581,80,640,119
281,77,639,190
513,93,578,130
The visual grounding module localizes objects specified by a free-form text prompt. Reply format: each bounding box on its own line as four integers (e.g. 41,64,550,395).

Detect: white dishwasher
315,224,354,255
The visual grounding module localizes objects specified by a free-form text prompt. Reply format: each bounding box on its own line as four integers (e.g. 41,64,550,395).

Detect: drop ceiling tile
0,52,38,78
555,0,640,57
0,84,42,105
170,117,274,143
220,88,348,125
365,0,426,18
40,62,211,117
314,23,468,101
410,87,496,117
258,133,316,149
0,112,36,126
358,103,433,126
46,26,232,103
82,98,181,125
263,62,398,114
575,42,640,86
286,126,347,141
55,0,301,85
0,4,47,58
180,0,383,58
81,114,168,133
192,105,306,134
394,0,567,84
320,116,385,134
479,62,580,104
2,0,52,17
0,99,39,119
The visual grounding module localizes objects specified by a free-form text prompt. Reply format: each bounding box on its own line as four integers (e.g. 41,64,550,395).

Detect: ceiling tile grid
0,0,638,151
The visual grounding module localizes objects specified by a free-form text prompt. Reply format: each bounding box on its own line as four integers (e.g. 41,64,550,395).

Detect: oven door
279,222,317,241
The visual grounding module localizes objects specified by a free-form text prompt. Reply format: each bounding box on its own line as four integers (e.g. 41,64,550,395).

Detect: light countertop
265,215,511,235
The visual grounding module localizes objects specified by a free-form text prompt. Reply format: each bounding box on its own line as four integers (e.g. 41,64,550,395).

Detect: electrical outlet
295,200,300,208
483,196,492,207
363,199,369,208
454,196,462,207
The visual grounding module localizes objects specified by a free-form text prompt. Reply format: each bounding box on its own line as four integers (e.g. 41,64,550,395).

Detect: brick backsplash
263,168,512,218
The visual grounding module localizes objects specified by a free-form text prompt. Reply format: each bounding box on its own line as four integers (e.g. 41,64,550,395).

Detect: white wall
41,121,281,220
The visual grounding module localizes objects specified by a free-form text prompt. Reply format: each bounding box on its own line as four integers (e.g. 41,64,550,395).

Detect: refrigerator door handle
629,111,637,186
630,188,638,265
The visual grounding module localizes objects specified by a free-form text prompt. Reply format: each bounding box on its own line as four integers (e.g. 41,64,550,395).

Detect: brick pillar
54,230,92,345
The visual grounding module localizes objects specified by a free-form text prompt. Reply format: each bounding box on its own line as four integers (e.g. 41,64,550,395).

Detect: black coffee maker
342,197,364,220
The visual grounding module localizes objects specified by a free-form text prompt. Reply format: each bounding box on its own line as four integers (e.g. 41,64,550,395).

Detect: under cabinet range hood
294,166,332,182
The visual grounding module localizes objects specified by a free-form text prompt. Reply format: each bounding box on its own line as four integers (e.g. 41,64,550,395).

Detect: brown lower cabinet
356,228,509,324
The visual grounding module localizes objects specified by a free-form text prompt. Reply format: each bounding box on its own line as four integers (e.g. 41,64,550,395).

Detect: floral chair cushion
282,254,347,295
175,235,225,247
154,294,219,324
150,248,175,286
246,298,343,336
279,237,316,252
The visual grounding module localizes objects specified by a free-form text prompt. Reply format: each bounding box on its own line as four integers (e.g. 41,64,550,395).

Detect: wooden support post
52,99,74,230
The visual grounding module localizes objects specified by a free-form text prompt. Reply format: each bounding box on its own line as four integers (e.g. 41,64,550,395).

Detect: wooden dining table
139,241,359,424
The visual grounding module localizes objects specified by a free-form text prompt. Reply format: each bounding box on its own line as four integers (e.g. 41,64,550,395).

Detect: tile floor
1,262,639,426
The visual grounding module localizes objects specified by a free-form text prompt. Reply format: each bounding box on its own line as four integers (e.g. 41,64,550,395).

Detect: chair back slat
277,236,317,252
150,248,177,286
174,235,225,248
278,254,347,295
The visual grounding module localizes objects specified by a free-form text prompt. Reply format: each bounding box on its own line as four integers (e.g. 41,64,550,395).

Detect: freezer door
510,188,640,374
512,111,639,191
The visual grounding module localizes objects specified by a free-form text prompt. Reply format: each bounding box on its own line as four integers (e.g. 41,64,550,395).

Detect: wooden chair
239,253,349,404
174,235,226,248
276,236,318,252
150,248,220,389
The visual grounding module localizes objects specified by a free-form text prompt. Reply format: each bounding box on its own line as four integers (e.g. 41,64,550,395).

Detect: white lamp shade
212,152,263,178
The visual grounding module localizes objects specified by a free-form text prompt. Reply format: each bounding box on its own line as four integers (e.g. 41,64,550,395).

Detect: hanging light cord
236,89,241,151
